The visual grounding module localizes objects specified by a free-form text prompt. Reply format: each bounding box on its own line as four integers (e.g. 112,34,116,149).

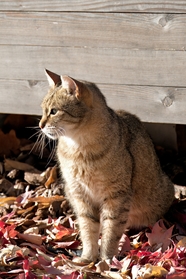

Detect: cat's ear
61,75,81,99
45,69,62,88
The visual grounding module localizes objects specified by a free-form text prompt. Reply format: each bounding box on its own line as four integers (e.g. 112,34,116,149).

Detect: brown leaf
24,171,46,185
95,260,110,272
177,236,186,248
4,158,39,172
28,195,64,204
24,227,39,234
45,166,57,188
3,114,36,132
16,205,36,217
7,169,20,179
18,232,42,245
137,263,168,278
0,129,20,157
0,178,14,196
146,219,174,252
0,197,17,206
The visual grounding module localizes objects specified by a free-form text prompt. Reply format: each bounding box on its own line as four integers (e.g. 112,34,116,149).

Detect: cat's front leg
100,196,131,260
72,202,100,263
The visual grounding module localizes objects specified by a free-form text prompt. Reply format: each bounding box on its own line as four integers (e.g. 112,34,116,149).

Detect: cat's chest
57,137,106,202
62,159,105,204
62,157,104,189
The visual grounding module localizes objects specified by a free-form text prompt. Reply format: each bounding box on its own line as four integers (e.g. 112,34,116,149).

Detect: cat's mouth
41,127,58,140
41,125,65,140
47,132,58,140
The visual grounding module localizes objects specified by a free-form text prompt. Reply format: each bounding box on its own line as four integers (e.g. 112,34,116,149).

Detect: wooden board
0,45,186,87
0,0,186,13
1,1,186,125
0,80,186,124
1,12,186,51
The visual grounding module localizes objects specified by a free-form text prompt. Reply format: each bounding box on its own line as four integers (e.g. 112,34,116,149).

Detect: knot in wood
162,96,173,107
28,80,38,88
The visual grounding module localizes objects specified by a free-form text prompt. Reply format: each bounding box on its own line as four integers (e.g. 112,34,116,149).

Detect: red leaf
118,233,131,255
167,271,186,278
55,226,74,240
53,240,80,249
146,220,174,252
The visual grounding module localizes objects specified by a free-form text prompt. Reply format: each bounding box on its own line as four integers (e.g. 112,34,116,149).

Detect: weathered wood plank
0,45,185,87
0,80,47,115
0,0,186,13
1,12,186,51
0,79,186,124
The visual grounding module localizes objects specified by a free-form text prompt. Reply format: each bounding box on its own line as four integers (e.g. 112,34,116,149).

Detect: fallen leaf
0,178,14,196
4,158,39,172
28,195,64,204
118,233,131,255
146,219,174,251
45,165,57,188
53,240,80,249
138,263,168,278
24,171,46,185
55,226,74,241
0,197,17,206
95,260,110,272
16,205,36,216
18,232,42,245
24,227,39,235
167,271,186,278
0,129,20,157
103,271,127,279
177,236,186,248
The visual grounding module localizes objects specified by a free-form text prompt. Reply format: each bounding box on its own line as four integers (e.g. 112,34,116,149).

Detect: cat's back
116,109,148,136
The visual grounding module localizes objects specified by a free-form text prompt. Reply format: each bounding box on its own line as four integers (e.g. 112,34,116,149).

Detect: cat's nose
39,121,44,129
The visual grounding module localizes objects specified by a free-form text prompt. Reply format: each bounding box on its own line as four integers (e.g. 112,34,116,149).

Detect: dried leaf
167,271,186,278
53,240,80,249
28,195,64,204
0,197,16,206
177,236,186,248
0,178,13,194
118,233,131,255
24,171,46,185
16,205,36,216
55,226,74,241
103,271,126,279
4,158,39,172
24,227,39,235
95,260,110,272
0,129,20,157
18,232,42,245
138,263,168,278
45,165,57,188
146,219,174,251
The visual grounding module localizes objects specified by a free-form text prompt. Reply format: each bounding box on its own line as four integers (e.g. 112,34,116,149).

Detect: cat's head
39,69,93,139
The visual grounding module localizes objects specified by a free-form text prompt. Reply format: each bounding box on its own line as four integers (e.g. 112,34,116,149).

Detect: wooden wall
0,1,186,123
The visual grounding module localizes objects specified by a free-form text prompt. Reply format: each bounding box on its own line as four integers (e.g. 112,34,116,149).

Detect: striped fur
40,70,175,263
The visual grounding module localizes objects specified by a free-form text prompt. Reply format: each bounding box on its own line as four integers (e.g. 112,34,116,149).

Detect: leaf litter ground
0,115,186,279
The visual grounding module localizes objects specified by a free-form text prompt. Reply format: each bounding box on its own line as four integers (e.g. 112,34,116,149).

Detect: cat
39,69,175,263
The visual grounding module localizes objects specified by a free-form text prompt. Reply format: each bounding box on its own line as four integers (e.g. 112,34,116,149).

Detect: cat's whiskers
46,138,57,167
28,128,45,156
26,126,41,140
41,133,47,158
57,127,66,137
44,127,65,166
35,131,46,158
31,126,58,165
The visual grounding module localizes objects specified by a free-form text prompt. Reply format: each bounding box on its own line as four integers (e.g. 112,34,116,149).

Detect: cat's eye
50,108,58,115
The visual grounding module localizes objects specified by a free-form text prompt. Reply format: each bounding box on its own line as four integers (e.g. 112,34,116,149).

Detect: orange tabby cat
39,69,175,263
